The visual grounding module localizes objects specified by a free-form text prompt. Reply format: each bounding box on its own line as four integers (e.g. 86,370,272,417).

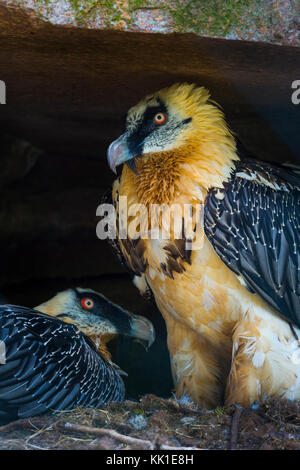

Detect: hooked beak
107,133,132,174
107,133,140,174
129,314,155,350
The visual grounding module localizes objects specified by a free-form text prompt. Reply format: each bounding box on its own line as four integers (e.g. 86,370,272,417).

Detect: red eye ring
154,113,166,125
81,298,94,310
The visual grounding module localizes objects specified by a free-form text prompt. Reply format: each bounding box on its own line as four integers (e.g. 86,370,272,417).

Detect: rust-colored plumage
107,83,300,408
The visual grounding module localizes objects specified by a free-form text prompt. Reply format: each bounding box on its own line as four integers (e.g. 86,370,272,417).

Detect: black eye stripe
143,105,167,125
137,97,168,130
127,101,168,155
173,117,192,131
182,117,192,125
125,98,192,156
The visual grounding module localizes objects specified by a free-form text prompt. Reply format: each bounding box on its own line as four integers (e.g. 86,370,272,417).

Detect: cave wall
0,2,299,288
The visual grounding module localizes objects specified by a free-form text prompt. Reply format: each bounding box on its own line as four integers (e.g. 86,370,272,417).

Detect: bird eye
81,298,94,310
154,113,166,125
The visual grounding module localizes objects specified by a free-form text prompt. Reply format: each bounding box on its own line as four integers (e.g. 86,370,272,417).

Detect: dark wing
0,305,124,424
204,159,300,327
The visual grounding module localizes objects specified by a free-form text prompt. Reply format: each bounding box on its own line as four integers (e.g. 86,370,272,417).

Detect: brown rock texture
2,0,300,46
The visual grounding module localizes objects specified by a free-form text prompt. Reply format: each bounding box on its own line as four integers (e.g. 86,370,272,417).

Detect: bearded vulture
0,287,154,423
106,83,300,408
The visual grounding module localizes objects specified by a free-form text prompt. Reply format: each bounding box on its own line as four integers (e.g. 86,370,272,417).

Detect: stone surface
2,0,300,46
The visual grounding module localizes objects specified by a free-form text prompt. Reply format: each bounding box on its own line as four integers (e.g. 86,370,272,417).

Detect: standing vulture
106,83,300,407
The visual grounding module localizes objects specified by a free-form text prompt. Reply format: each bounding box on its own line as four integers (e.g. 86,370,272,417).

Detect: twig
26,442,49,450
59,422,154,449
25,424,54,446
0,418,49,433
230,405,243,450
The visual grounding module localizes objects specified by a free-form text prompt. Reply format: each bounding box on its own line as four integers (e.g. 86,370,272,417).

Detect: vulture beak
35,289,155,350
107,134,132,174
107,134,140,174
128,313,155,350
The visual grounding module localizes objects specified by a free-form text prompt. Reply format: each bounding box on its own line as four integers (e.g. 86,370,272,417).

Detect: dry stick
230,406,243,450
60,422,154,449
0,419,201,450
25,424,54,446
0,418,50,433
60,422,201,450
